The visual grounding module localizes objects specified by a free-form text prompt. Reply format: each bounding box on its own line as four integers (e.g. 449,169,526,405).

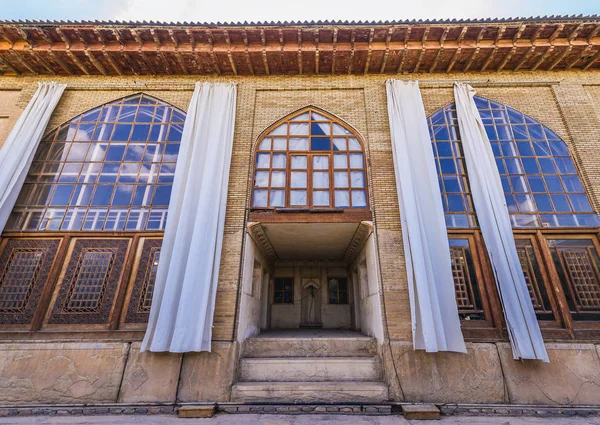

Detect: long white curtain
141,82,237,353
386,80,466,353
454,83,548,362
0,82,66,232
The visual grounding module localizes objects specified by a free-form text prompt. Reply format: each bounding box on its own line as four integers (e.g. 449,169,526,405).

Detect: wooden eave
0,18,599,76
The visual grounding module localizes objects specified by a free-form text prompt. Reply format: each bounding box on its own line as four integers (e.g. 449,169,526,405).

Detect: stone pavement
0,414,599,424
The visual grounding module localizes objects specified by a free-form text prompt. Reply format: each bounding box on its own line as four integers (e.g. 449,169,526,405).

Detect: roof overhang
0,17,599,76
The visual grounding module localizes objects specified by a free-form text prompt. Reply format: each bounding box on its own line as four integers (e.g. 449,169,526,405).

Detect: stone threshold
0,402,599,418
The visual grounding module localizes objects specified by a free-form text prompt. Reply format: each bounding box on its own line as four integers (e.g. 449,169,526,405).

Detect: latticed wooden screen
548,239,600,321
448,239,486,321
515,239,555,321
125,238,162,324
48,239,129,325
0,239,60,325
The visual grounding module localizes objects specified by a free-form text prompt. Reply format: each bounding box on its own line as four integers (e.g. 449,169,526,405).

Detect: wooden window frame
251,108,369,213
273,277,294,305
327,277,349,305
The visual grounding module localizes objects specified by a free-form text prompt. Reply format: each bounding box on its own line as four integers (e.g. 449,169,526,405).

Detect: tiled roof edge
0,15,599,27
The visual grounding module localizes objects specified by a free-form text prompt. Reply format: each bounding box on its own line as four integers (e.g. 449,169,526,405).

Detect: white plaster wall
353,233,385,343
237,235,267,343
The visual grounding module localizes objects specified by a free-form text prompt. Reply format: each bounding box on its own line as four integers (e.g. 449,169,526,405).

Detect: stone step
231,381,389,403
242,335,377,358
239,357,382,382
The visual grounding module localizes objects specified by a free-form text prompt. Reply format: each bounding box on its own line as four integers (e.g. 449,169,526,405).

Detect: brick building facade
0,16,600,408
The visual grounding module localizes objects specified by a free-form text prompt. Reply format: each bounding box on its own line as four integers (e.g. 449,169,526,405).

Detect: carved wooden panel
48,239,129,325
0,239,60,325
125,238,162,324
449,239,486,321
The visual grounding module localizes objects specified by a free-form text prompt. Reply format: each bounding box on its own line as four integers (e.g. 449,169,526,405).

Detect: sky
1,0,598,23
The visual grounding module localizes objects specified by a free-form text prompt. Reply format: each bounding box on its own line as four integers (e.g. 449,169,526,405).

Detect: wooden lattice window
515,239,555,321
273,277,294,304
449,239,486,321
547,239,600,322
328,277,348,304
138,247,160,313
63,249,116,313
0,249,45,313
252,108,368,209
5,93,184,232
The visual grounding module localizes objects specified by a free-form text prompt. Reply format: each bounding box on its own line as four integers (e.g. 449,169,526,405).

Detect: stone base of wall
0,341,238,406
383,342,600,405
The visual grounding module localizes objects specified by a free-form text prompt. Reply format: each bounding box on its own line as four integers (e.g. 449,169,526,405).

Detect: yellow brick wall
0,71,599,343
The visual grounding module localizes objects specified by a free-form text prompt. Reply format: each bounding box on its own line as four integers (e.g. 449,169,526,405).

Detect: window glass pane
290,190,307,206
273,138,287,150
270,123,287,135
289,138,308,150
256,153,270,168
313,156,329,170
270,190,284,207
348,138,361,150
291,156,307,169
258,139,271,150
311,138,330,151
313,172,329,189
335,190,350,207
334,154,348,168
255,171,269,187
291,172,307,188
351,190,367,207
252,190,268,207
351,171,365,188
289,122,309,135
313,191,330,206
334,171,349,188
271,171,286,188
333,139,347,151
272,154,286,168
349,153,364,168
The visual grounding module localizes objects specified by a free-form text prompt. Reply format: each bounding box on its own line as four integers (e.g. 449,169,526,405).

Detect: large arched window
252,108,368,210
0,94,183,333
429,97,600,340
5,93,184,232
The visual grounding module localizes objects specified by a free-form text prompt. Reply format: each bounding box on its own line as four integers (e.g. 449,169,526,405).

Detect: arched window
429,97,600,339
252,108,368,210
430,98,600,228
5,93,184,232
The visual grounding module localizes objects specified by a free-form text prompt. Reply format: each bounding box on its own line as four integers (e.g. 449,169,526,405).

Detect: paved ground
0,414,598,425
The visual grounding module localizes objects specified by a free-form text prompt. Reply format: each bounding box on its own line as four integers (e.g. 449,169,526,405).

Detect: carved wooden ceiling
0,17,599,76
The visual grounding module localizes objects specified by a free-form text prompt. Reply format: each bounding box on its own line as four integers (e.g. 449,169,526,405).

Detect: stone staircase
231,330,389,403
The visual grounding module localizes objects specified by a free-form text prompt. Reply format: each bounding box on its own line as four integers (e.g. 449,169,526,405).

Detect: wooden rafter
481,26,506,72
583,47,600,71
206,30,222,75
396,26,411,74
186,29,204,74
347,28,355,74
379,27,394,74
278,29,286,74
260,28,269,76
55,28,89,75
243,29,254,75
363,28,374,74
413,26,430,73
315,28,320,74
224,29,237,75
429,27,448,73
297,29,303,75
547,45,573,71
168,29,189,75
150,29,172,75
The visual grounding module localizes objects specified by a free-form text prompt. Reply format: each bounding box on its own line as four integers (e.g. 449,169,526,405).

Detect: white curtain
386,79,466,353
141,82,237,353
0,82,66,232
454,82,548,362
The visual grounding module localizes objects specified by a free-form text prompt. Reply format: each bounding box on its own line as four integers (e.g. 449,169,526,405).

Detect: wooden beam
531,45,554,71
396,26,411,73
0,53,21,75
429,27,448,73
260,28,269,76
549,24,564,44
413,26,430,73
315,29,320,74
379,27,394,74
224,29,237,75
151,29,172,75
56,28,89,75
363,28,374,74
583,47,600,71
186,29,204,74
347,29,355,74
168,30,189,75
587,24,600,43
112,29,137,74
568,23,584,42
514,46,535,71
278,29,286,74
206,30,222,75
481,26,506,72
243,29,255,75
332,27,338,75
297,29,303,75
547,45,573,71
565,44,592,70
